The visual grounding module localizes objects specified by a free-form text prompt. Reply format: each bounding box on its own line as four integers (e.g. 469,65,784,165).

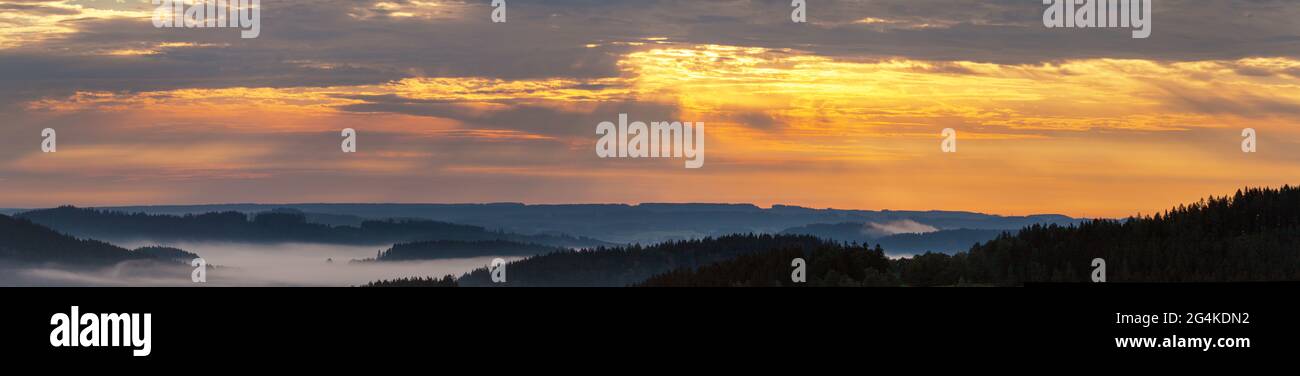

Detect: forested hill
360,276,459,287
456,234,839,287
958,186,1300,284
641,243,895,287
875,229,1006,255
0,214,169,266
359,240,562,262
17,206,610,248
91,203,1080,245
639,186,1300,286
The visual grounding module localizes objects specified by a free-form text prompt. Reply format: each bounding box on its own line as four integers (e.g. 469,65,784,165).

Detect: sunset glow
2,0,1297,218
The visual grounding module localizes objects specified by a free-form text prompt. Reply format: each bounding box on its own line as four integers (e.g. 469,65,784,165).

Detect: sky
1,0,1298,218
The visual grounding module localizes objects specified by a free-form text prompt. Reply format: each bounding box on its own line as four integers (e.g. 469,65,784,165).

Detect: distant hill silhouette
954,186,1300,284
85,203,1082,245
0,214,187,266
133,246,201,264
876,229,1007,255
356,240,562,262
640,186,1300,286
641,243,896,287
456,234,838,287
780,223,1006,255
780,222,883,241
266,208,373,227
26,186,1300,286
17,206,609,248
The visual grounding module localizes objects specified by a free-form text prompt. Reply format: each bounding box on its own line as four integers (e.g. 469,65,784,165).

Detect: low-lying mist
4,241,520,287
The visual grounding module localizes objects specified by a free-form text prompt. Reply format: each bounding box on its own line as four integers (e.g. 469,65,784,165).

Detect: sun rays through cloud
1,0,1298,217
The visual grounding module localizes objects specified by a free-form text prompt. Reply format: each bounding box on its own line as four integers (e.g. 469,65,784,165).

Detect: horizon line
2,202,1086,219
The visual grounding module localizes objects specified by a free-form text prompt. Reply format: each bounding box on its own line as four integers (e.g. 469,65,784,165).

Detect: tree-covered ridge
360,276,459,287
642,186,1300,286
357,240,563,262
133,246,201,264
92,202,1080,246
457,234,838,287
955,186,1300,284
874,229,1007,255
0,214,170,265
641,244,896,287
17,206,609,248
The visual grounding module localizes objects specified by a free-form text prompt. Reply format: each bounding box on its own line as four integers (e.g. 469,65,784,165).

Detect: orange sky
2,1,1298,218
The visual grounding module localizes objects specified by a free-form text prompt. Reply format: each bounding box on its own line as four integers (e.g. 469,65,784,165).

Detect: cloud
3,0,1297,103
2,0,1300,217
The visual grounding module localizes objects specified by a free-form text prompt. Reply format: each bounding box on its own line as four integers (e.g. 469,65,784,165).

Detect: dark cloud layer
2,0,1296,108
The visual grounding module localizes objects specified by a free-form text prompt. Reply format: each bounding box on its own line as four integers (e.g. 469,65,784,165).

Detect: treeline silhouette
0,214,183,265
18,206,608,248
359,240,563,262
641,243,896,287
642,186,1300,286
360,275,459,287
875,229,1006,255
953,186,1300,284
457,234,836,287
133,246,200,264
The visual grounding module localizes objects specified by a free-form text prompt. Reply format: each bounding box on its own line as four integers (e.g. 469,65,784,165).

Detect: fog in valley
2,241,518,287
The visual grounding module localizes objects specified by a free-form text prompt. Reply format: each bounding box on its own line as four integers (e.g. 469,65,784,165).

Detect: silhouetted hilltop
86,203,1082,245
133,246,201,264
641,243,896,287
357,240,562,262
641,186,1300,286
0,214,173,266
359,276,459,287
17,206,610,248
875,229,1007,255
266,208,373,227
955,186,1300,284
781,222,1009,251
456,234,838,287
